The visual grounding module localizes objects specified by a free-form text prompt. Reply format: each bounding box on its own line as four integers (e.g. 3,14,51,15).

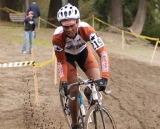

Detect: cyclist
52,3,109,129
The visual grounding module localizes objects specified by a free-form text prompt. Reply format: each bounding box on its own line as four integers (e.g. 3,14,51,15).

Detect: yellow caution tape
0,61,35,68
3,6,160,43
94,16,159,42
40,17,58,28
0,58,57,68
82,15,93,22
33,58,57,68
4,7,24,14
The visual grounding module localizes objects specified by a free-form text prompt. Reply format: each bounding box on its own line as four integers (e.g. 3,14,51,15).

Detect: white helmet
57,3,80,22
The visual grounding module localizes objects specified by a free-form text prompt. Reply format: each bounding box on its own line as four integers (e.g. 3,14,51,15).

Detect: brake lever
67,94,75,100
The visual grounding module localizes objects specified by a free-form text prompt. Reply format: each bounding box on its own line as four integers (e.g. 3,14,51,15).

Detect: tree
68,0,78,7
0,0,12,21
111,0,123,28
47,0,62,28
127,0,147,34
93,0,111,22
47,0,78,28
0,0,24,21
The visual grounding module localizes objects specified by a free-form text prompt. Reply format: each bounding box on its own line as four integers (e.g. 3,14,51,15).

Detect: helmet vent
64,11,67,17
60,12,63,17
75,10,77,15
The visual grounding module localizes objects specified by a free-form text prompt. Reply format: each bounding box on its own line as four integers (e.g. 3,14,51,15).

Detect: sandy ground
0,25,160,129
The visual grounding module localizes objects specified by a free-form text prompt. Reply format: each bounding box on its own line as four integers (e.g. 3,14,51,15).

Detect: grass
0,22,53,47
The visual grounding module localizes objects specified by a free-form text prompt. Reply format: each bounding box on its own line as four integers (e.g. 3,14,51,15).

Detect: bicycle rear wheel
59,85,72,128
84,104,117,129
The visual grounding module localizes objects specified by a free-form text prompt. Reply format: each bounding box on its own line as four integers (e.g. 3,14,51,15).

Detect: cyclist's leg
77,46,101,95
77,46,100,79
67,62,80,127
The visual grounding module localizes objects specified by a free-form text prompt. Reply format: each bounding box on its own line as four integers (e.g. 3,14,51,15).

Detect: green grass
0,22,53,47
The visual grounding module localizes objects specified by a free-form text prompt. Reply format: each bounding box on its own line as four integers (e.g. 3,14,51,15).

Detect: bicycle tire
84,104,117,129
59,84,85,129
59,84,72,128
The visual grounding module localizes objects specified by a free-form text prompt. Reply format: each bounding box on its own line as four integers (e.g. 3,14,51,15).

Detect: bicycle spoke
84,105,117,129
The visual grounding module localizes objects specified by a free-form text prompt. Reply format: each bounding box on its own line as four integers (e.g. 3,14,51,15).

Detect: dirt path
0,27,160,129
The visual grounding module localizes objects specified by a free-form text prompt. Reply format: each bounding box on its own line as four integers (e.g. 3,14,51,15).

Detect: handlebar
67,78,99,90
66,78,111,100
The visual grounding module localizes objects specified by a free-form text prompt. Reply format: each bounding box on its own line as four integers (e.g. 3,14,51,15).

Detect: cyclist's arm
89,32,109,79
96,47,109,79
52,36,67,83
79,24,110,79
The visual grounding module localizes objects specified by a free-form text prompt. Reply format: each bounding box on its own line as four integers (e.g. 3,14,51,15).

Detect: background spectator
27,0,40,25
27,0,40,38
22,11,35,54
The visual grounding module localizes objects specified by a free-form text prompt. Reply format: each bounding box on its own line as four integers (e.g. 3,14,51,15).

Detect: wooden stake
150,39,159,63
31,48,40,106
122,30,124,50
52,47,57,85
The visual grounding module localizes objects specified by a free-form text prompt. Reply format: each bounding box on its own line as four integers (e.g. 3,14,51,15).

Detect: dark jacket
24,17,35,31
27,4,40,18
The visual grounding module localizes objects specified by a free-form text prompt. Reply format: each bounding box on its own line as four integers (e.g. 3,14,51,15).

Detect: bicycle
59,75,87,129
59,74,117,129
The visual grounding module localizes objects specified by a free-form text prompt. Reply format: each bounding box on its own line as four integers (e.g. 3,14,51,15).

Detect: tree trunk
47,0,62,28
128,0,147,34
111,0,123,28
68,0,78,7
0,0,24,21
0,0,3,20
47,0,78,28
0,0,11,21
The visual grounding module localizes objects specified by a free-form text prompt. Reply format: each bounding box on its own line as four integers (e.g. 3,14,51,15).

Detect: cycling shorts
65,46,99,79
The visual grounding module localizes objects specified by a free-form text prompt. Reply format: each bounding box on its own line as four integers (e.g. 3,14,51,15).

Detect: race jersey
52,21,109,82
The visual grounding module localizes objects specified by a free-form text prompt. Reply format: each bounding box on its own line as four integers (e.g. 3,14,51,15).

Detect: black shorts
65,46,99,79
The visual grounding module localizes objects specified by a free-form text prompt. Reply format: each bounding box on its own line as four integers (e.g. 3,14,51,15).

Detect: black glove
61,81,68,96
96,78,108,91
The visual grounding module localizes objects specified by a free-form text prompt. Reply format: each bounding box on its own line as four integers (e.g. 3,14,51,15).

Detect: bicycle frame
59,75,113,129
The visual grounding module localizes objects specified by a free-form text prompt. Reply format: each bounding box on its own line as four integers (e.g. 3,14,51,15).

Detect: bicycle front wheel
59,85,72,128
84,104,117,129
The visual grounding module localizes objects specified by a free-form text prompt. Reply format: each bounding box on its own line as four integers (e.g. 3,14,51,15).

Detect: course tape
4,6,160,43
0,61,35,68
39,17,57,28
34,58,57,68
0,58,57,68
4,7,24,14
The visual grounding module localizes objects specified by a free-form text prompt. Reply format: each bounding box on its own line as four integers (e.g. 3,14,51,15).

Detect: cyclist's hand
96,78,108,91
61,81,68,96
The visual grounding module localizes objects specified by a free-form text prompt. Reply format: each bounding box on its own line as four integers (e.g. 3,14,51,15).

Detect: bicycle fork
79,92,92,124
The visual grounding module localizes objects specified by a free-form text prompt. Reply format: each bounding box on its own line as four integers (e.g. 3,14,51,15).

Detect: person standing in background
22,11,35,54
27,0,40,38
